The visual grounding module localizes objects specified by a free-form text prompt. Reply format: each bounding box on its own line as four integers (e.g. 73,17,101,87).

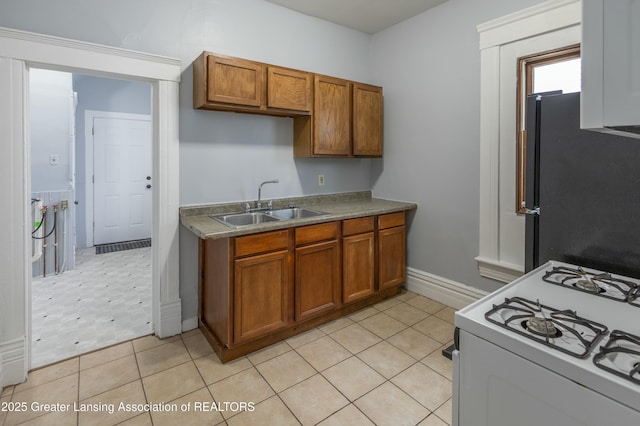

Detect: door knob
146,176,151,180
146,184,151,189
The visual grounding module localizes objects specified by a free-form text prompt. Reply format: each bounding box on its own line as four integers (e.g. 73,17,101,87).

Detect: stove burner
485,297,608,358
543,266,640,306
593,330,640,385
523,317,562,338
574,279,602,293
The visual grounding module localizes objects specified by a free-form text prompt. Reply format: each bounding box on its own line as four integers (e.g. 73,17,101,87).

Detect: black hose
32,211,45,234
33,210,56,239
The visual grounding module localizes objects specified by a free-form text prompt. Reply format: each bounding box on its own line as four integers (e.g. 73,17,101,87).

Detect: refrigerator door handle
524,206,540,216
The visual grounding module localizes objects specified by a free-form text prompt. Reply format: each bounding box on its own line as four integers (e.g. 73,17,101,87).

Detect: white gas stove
453,261,640,426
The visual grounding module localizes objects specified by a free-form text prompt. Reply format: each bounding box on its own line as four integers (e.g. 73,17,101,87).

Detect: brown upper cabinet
353,83,383,156
267,66,312,112
304,75,352,156
205,55,264,108
193,52,312,116
193,51,383,157
294,76,383,158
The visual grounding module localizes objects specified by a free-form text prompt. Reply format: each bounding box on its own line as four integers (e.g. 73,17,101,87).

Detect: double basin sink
211,207,329,228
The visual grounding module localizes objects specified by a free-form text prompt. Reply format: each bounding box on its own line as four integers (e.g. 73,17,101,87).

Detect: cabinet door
295,240,340,320
234,250,290,343
268,67,312,112
353,83,383,156
343,232,375,304
378,226,406,289
313,75,351,156
207,55,264,107
582,0,640,132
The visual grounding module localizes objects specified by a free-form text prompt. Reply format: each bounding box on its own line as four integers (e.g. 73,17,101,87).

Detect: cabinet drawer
378,212,405,230
295,222,338,246
343,216,374,236
235,230,289,257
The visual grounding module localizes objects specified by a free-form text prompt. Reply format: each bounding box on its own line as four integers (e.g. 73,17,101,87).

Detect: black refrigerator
524,92,640,278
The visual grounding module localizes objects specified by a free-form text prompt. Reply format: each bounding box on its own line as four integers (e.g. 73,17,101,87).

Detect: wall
370,0,546,293
29,69,73,193
73,74,152,248
29,69,75,276
1,0,561,317
0,0,374,324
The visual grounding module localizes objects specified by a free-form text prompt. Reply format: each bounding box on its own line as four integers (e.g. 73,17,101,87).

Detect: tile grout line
9,291,455,426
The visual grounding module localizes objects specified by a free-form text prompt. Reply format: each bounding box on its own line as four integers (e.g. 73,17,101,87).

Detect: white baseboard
156,300,182,338
405,267,489,310
0,337,27,388
475,256,523,283
182,316,198,332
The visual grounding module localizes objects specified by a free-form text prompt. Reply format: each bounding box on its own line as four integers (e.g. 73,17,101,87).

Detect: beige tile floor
1,290,455,426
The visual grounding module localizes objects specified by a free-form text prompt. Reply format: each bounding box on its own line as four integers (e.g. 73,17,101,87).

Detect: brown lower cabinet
342,217,375,304
294,222,341,321
234,250,291,343
378,212,407,289
199,212,407,362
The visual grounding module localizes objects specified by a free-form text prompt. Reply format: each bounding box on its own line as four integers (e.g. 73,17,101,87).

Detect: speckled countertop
180,191,417,239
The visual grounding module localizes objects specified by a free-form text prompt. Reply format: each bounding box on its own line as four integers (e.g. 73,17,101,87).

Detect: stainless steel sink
266,207,329,220
211,207,329,228
211,212,281,228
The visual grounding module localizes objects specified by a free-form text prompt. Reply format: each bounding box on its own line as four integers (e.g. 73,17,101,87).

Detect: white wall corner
182,317,199,333
405,267,489,310
0,338,27,388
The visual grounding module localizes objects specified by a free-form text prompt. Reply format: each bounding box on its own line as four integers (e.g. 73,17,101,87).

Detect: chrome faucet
257,179,279,209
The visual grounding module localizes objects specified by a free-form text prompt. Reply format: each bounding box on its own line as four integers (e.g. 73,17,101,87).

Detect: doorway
0,27,181,388
88,112,153,247
29,70,154,368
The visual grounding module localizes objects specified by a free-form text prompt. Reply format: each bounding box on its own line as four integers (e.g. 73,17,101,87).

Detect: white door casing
475,0,581,283
91,114,152,246
0,26,181,388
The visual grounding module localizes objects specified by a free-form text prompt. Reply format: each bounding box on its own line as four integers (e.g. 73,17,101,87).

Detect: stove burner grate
485,297,608,358
593,330,640,385
543,266,640,306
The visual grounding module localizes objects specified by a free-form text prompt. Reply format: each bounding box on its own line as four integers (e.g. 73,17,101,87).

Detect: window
515,44,581,214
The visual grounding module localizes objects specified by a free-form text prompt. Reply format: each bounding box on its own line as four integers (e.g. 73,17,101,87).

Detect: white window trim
0,26,181,387
476,0,581,283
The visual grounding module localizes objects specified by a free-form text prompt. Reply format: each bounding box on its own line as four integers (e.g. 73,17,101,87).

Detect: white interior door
93,116,152,245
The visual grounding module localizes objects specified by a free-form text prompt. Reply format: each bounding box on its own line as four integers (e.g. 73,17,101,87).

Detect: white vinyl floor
31,246,152,368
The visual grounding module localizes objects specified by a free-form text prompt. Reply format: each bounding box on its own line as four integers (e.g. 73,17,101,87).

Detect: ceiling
264,0,448,34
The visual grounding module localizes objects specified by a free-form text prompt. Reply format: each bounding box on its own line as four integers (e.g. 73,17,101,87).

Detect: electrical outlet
49,154,59,165
61,200,68,210
318,174,325,186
